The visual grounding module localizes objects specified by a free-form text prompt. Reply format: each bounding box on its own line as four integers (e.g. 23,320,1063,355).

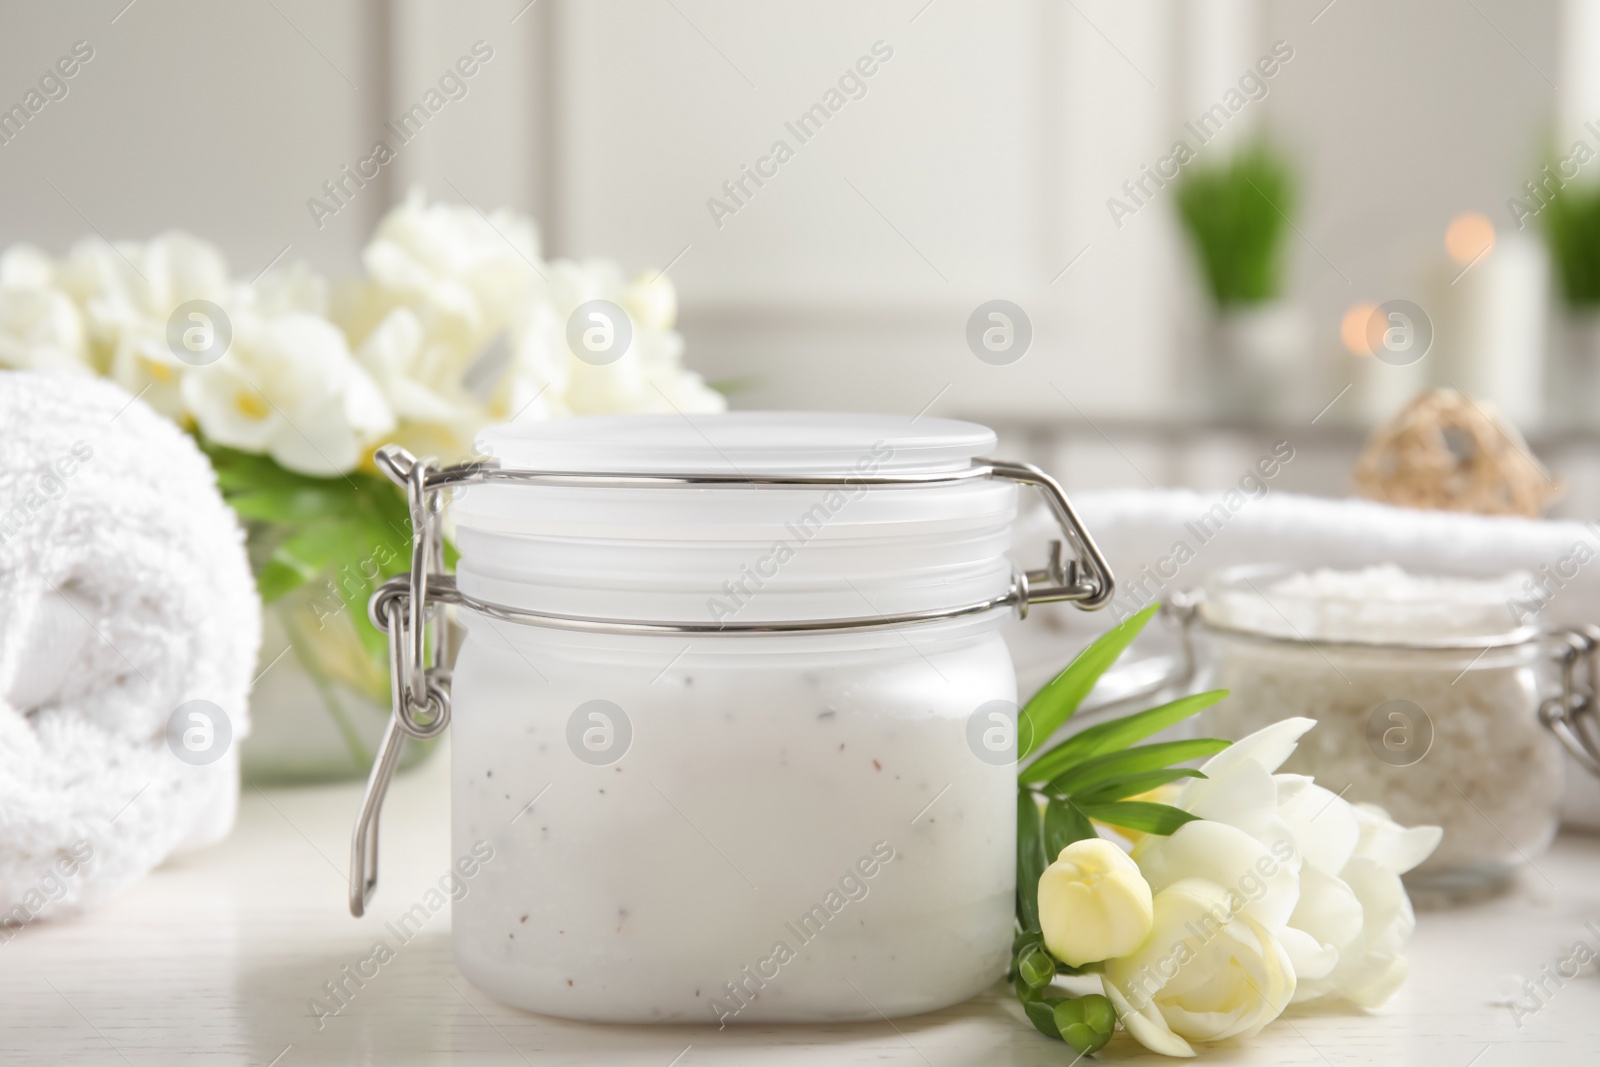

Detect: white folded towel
0,371,260,929
1022,489,1600,629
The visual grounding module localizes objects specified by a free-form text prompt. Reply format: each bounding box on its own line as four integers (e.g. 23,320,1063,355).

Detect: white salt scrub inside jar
1198,564,1563,902
445,413,1035,1022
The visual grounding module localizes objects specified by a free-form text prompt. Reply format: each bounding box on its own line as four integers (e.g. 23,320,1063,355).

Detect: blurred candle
1428,215,1548,430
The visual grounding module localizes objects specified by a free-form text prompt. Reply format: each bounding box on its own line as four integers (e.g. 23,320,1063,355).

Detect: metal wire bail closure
350,447,452,916
1541,625,1600,778
347,443,1115,915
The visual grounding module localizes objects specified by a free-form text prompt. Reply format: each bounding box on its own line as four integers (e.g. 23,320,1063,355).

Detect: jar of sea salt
1189,564,1567,902
348,413,1115,1022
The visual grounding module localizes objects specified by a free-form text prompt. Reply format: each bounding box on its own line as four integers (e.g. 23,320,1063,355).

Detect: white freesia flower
624,267,677,333
1106,717,1442,1056
1287,798,1441,1005
1103,876,1298,1058
181,312,394,475
1101,728,1307,1056
1156,717,1440,1007
2,195,722,472
0,246,89,373
355,306,488,459
508,258,725,420
55,231,233,416
335,189,551,458
245,259,329,319
1038,837,1153,967
0,243,57,289
354,187,540,356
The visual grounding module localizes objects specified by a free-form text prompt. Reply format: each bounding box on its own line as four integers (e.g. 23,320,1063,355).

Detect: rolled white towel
0,370,259,929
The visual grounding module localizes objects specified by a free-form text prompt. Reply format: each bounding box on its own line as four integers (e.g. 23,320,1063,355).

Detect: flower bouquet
0,190,724,780
1012,605,1441,1057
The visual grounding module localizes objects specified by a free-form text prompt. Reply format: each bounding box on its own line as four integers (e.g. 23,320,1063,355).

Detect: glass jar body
1201,631,1563,901
449,612,1018,1023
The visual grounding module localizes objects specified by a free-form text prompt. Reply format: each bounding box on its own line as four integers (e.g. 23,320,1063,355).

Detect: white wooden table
4,745,1597,1066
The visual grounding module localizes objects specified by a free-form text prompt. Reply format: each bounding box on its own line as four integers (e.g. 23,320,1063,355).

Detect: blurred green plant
1174,140,1296,307
1542,176,1600,309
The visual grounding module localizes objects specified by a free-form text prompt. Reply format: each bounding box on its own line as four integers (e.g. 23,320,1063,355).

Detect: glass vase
241,571,437,785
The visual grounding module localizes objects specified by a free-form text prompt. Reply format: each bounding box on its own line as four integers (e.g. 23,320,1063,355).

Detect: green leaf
255,558,309,603
1016,789,1048,933
203,440,339,495
1017,604,1160,760
227,486,352,525
1039,737,1233,792
317,512,411,638
271,521,356,579
1068,768,1206,806
1023,689,1229,782
1042,798,1096,862
1018,988,1065,1040
1076,801,1201,836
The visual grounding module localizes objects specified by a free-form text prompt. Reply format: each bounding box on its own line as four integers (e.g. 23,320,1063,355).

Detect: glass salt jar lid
345,412,1119,912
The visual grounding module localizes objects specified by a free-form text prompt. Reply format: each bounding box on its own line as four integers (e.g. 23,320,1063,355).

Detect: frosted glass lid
475,412,997,476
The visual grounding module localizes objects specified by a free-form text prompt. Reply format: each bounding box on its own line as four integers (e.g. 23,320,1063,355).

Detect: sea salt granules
1199,565,1564,901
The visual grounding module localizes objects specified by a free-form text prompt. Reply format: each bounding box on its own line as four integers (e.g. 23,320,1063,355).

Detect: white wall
0,0,1571,435
534,0,1187,420
0,1,386,275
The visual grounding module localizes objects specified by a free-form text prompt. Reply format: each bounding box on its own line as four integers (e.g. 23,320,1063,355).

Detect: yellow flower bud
1038,837,1154,967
